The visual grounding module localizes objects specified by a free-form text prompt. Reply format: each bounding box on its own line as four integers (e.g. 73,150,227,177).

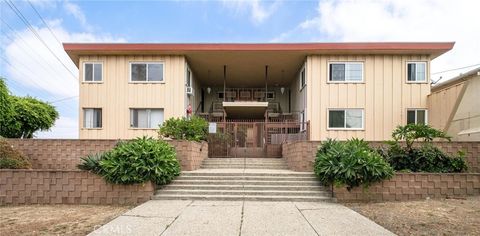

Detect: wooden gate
208,120,309,158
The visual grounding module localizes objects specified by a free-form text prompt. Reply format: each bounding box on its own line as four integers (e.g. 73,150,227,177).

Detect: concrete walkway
89,200,394,236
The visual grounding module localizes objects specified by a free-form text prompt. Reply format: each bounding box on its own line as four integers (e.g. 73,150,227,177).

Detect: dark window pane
407,64,416,81
417,110,426,124
329,110,345,128
85,64,93,81
330,64,345,81
94,109,102,128
93,64,102,81
407,110,416,124
301,69,306,86
148,64,163,81
131,64,147,81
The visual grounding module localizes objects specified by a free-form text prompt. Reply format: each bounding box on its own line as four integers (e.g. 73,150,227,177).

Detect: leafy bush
158,116,208,142
391,123,451,151
78,137,180,185
314,138,394,191
77,153,104,174
0,139,31,169
380,124,468,173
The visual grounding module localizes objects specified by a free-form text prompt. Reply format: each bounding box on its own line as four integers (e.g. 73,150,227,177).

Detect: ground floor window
130,108,164,128
328,109,364,129
83,108,102,128
407,109,427,125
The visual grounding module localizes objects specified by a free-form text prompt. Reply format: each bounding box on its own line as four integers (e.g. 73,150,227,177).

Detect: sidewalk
89,200,394,236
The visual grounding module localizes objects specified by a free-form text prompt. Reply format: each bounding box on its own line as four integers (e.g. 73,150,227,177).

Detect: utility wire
0,18,73,83
49,95,78,104
26,0,63,46
5,0,78,81
431,63,480,75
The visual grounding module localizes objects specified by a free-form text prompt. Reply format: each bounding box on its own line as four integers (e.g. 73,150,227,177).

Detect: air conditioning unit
186,86,194,96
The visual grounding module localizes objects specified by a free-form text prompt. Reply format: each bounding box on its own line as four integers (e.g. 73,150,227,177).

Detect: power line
5,0,78,81
431,63,480,75
49,95,78,104
26,0,62,46
0,18,74,83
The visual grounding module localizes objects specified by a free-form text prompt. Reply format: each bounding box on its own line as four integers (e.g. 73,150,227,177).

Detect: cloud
63,0,92,31
4,20,125,98
274,0,480,81
36,115,79,139
222,0,280,24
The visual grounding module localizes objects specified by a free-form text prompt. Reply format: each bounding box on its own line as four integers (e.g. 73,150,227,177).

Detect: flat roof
64,42,454,66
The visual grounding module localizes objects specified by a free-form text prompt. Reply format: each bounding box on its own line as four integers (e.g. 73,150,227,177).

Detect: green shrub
380,124,468,173
314,138,394,191
158,116,208,142
79,137,181,185
77,153,104,174
0,139,31,169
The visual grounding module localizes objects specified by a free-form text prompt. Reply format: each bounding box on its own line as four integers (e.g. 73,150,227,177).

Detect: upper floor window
186,67,192,87
130,62,164,82
299,67,306,90
407,109,427,125
328,108,364,130
407,62,426,82
83,108,102,128
130,108,164,128
83,62,102,82
329,62,363,82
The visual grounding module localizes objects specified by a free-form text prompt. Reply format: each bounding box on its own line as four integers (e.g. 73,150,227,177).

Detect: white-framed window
186,67,192,87
328,62,363,82
407,62,427,82
130,108,164,128
83,108,102,128
328,109,364,130
299,66,306,90
130,62,164,82
83,62,103,82
266,91,275,100
299,110,306,131
407,109,428,125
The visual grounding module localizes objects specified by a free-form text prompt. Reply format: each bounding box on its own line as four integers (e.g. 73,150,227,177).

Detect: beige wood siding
428,82,465,131
306,55,431,141
79,55,186,139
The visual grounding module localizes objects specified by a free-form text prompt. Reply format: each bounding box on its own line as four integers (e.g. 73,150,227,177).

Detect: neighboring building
64,42,454,153
428,67,480,141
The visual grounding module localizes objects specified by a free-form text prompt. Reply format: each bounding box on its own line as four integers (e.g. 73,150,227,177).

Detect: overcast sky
1,0,479,138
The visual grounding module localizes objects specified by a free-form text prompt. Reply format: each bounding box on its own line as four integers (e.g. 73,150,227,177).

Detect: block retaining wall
282,141,480,172
0,169,154,205
5,139,208,171
1,139,207,205
334,173,480,202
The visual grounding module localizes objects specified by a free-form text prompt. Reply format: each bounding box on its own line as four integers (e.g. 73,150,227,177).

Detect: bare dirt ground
345,196,480,236
0,204,131,236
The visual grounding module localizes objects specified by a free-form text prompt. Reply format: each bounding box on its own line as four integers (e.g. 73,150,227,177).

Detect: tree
0,78,59,138
0,78,14,136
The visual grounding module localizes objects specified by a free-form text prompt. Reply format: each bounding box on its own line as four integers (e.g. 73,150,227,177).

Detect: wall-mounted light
280,87,285,94
207,87,211,94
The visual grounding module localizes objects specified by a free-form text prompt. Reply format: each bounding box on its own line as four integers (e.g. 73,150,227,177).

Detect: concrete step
155,189,331,197
171,180,322,186
161,184,328,191
152,194,332,202
176,176,318,181
200,165,288,170
202,160,286,163
180,172,316,177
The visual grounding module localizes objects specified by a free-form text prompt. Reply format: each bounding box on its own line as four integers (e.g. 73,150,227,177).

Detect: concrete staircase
200,158,289,170
154,158,332,202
